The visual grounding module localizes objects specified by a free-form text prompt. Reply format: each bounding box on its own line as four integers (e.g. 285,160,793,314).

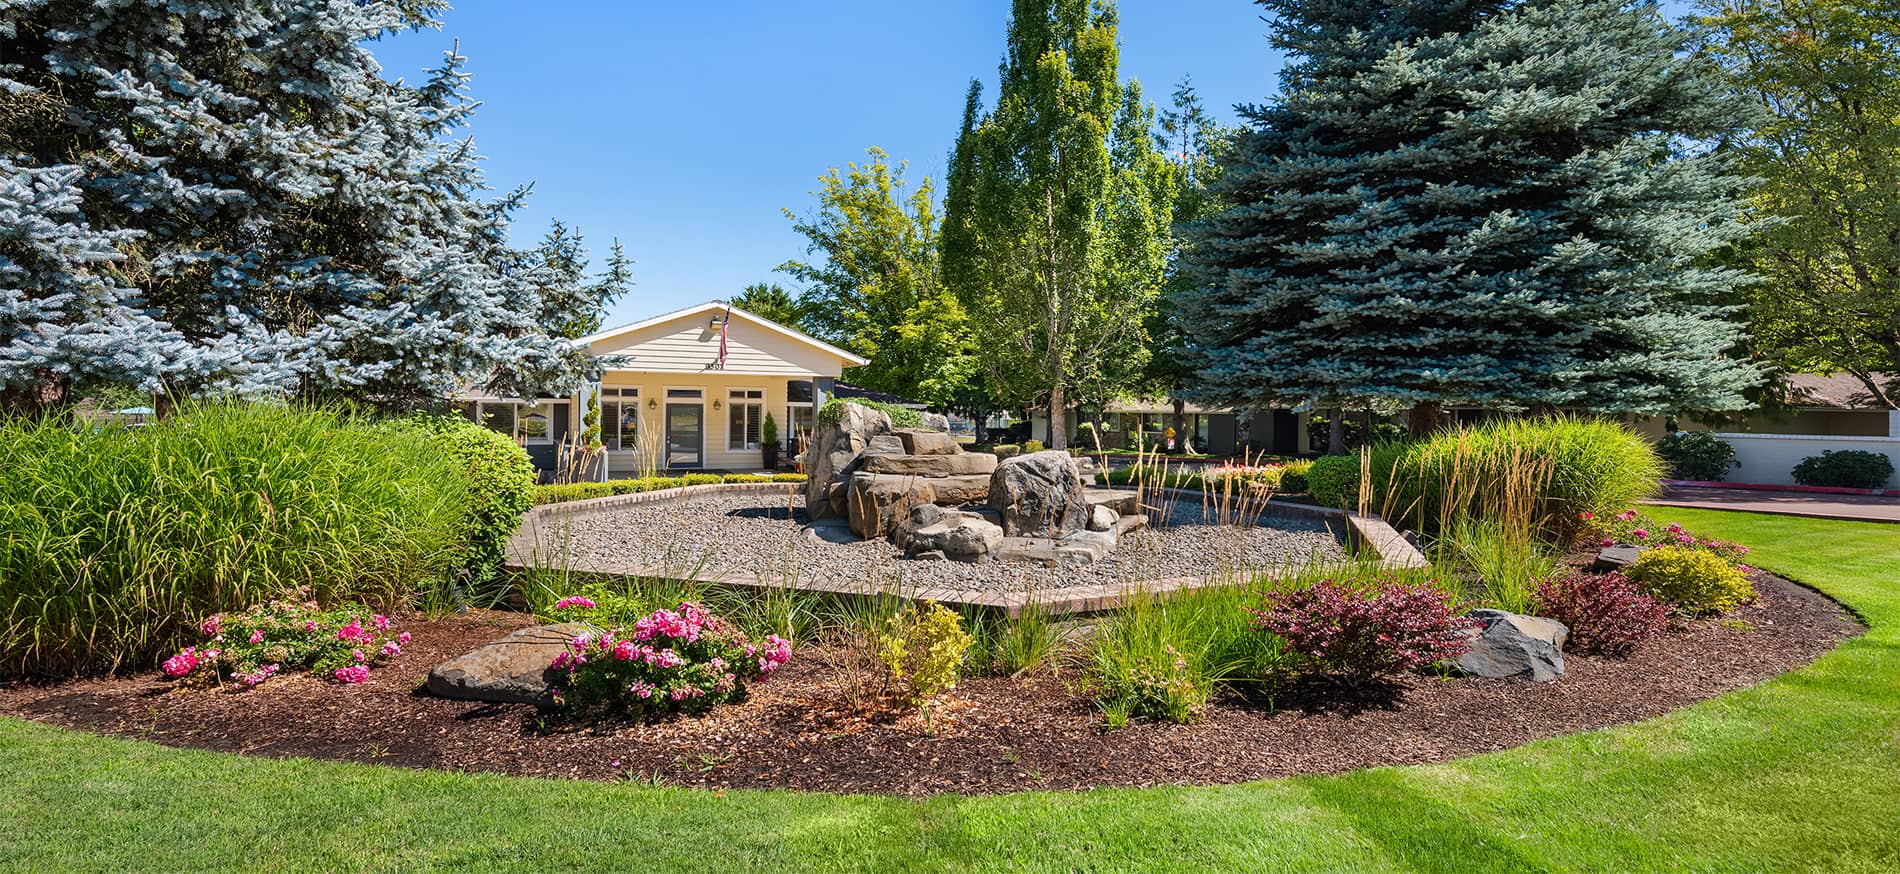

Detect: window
467,399,563,445
667,387,703,399
600,387,638,450
728,388,764,450
520,401,561,445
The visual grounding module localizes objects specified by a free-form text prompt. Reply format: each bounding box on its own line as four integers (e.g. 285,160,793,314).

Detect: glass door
665,403,703,469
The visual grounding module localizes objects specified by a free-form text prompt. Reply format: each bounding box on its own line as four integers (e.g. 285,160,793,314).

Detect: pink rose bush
160,598,408,690
1253,579,1475,685
550,600,790,720
1582,510,1748,562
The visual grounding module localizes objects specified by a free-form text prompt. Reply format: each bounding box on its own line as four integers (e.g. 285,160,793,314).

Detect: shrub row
531,472,808,506
817,397,922,429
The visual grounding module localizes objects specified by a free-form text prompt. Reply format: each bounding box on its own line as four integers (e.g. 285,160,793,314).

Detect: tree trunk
1048,382,1067,450
1171,398,1187,453
1327,407,1346,455
1408,400,1443,439
0,370,70,419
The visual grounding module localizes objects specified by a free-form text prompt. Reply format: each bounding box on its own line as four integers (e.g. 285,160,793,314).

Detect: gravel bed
529,492,1347,594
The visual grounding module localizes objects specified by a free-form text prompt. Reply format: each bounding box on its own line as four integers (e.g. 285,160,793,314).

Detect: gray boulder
803,402,893,518
1088,504,1117,532
896,429,959,455
425,622,596,706
906,515,1004,562
860,452,998,477
1083,487,1140,517
1454,609,1569,683
846,472,937,538
988,450,1089,537
927,474,992,506
1593,544,1645,572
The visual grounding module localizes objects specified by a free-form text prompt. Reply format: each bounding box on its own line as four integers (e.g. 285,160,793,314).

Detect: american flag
716,307,730,369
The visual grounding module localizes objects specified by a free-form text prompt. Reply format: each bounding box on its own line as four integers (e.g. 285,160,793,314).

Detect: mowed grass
2,508,1897,872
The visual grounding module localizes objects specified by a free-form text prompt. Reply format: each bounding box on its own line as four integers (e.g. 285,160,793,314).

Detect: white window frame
728,387,765,451
466,399,564,446
600,386,640,451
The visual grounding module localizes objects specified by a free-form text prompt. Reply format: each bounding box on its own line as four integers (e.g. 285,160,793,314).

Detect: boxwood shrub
1791,449,1895,489
400,414,536,599
1306,455,1363,508
817,397,922,429
1657,431,1738,482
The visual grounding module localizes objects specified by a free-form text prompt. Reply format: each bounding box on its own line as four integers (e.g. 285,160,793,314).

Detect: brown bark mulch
0,573,1860,797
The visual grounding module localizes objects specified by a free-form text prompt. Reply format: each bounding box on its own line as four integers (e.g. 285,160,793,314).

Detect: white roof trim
575,301,869,367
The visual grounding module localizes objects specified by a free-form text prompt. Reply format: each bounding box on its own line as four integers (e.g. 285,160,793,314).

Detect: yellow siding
588,312,848,376
593,372,810,471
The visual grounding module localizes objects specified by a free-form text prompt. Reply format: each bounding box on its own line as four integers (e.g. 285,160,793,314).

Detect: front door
665,403,703,469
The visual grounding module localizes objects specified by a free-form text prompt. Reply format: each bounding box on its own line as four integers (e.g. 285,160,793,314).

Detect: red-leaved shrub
1533,572,1669,657
1252,579,1474,685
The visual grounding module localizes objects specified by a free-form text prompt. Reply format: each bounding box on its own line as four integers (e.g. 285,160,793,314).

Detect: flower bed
160,599,410,689
549,601,790,720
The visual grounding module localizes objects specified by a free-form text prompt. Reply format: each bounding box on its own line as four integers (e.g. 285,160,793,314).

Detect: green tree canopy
1707,0,1900,408
779,148,974,408
1179,0,1761,431
730,283,807,331
942,0,1178,449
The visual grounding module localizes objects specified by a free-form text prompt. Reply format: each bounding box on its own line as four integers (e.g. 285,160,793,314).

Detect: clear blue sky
371,1,1287,326
374,1,1697,327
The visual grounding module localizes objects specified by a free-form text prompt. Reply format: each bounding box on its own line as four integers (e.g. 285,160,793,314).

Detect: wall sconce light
647,397,658,410
709,310,729,329
712,398,723,411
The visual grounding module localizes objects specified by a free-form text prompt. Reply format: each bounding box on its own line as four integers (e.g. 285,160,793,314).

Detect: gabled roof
576,301,868,367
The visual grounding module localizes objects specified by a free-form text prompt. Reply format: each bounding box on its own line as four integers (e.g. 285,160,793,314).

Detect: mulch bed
0,573,1860,797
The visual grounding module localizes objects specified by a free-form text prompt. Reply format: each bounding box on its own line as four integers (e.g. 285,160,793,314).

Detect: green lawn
3,508,1897,872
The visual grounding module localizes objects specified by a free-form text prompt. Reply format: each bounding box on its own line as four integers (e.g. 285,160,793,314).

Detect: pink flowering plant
1253,579,1475,686
160,597,409,689
1582,510,1748,562
550,600,791,720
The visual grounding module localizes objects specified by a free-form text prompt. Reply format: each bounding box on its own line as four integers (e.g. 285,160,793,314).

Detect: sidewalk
1646,484,1900,524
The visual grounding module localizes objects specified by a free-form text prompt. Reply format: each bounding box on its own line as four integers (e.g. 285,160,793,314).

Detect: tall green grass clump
1,403,468,676
1088,582,1292,726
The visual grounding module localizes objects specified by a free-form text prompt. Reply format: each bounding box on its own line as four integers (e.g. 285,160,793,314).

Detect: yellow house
458,301,867,476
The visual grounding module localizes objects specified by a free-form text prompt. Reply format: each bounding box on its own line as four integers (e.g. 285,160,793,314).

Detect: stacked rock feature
985,451,1150,566
844,428,998,538
803,402,893,519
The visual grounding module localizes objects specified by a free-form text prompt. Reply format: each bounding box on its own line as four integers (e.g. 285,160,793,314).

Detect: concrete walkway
1646,484,1900,524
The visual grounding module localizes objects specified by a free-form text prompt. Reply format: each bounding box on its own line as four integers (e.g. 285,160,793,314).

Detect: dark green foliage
1306,455,1364,508
0,404,466,676
817,397,922,429
401,415,536,599
1179,0,1760,415
1792,450,1896,489
1659,431,1740,482
1306,414,1405,454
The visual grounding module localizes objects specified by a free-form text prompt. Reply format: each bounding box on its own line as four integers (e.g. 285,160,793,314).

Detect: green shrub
991,443,1022,460
0,403,466,676
1306,455,1363,508
401,414,536,597
682,473,723,486
878,601,972,713
1658,431,1738,482
1792,450,1895,489
610,479,650,495
770,472,808,483
817,397,922,429
1088,584,1290,727
1024,439,1046,453
645,476,685,491
531,482,616,505
1625,545,1753,615
1280,458,1315,493
721,473,771,484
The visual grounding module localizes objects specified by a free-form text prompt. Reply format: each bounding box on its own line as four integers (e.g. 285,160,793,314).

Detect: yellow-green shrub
1625,545,1752,615
1280,458,1315,493
878,601,972,709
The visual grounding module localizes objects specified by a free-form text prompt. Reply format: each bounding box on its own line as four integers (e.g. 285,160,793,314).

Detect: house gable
579,302,865,377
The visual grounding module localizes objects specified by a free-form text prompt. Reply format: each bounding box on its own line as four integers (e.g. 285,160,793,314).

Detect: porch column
1296,410,1313,455
1890,409,1900,439
813,376,834,411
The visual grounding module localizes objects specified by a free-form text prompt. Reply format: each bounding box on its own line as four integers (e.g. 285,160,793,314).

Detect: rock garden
0,411,1865,796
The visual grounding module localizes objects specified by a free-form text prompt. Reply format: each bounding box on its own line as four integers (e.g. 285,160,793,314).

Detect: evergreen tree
730,282,807,331
0,0,602,415
1706,0,1900,408
942,0,1177,449
780,148,974,408
530,221,632,340
1179,0,1761,437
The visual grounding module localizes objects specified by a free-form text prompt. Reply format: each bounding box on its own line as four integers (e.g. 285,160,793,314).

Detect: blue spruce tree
1177,0,1761,441
0,0,612,415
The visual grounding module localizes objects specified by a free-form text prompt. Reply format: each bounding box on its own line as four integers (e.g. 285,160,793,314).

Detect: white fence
1714,431,1900,488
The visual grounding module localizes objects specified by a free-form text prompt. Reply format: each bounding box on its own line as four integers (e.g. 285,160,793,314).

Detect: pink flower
334,665,369,684
199,615,223,636
1578,511,1594,520
1600,538,1614,547
161,649,199,678
398,631,412,645
248,629,266,644
353,649,366,663
612,640,636,661
382,641,402,658
303,620,319,632
372,614,391,631
1631,528,1648,539
553,596,597,611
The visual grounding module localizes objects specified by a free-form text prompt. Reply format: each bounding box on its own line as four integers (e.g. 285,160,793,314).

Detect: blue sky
372,1,1287,325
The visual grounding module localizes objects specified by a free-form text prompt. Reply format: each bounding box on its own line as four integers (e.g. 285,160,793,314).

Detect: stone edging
506,482,1429,619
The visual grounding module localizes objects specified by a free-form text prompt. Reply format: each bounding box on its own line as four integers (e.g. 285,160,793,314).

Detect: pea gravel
527,492,1348,594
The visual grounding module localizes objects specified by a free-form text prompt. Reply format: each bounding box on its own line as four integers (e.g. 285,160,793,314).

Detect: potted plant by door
760,412,780,470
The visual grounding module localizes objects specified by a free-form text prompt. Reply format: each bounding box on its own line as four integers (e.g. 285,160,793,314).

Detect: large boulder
803,403,893,518
846,472,937,538
904,513,1004,562
896,429,959,455
425,622,595,705
860,452,998,477
988,450,1089,537
928,474,991,505
1083,487,1140,517
1454,609,1568,683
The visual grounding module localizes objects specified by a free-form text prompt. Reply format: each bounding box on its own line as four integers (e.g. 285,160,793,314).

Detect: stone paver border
506,483,1427,618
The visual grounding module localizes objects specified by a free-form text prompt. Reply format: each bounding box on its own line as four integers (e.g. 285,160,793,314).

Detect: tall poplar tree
1179,0,1761,441
0,0,600,415
942,0,1177,449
